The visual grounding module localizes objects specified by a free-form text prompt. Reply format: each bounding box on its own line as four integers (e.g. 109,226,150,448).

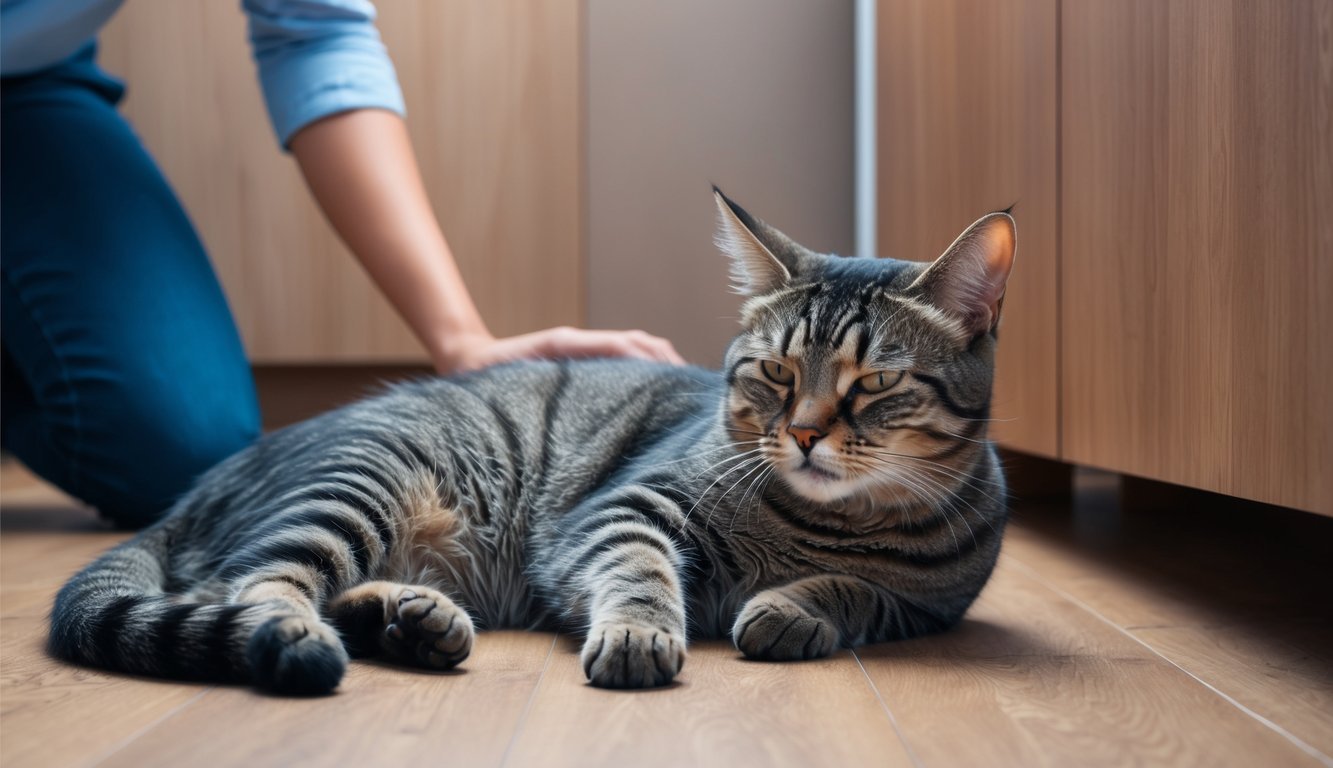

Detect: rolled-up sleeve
243,0,406,148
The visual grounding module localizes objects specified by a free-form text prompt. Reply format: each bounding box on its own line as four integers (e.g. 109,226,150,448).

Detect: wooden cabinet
877,0,1060,458
880,1,1332,513
99,1,582,363
1062,0,1332,513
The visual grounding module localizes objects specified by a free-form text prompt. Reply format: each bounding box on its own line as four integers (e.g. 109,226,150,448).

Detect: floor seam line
88,686,213,767
1006,556,1333,768
497,632,558,768
852,648,924,768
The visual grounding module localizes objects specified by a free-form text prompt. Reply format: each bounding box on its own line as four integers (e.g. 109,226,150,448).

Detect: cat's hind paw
383,587,475,669
581,622,685,689
733,591,838,661
247,615,348,696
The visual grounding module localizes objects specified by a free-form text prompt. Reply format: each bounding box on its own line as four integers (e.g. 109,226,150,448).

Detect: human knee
79,378,260,527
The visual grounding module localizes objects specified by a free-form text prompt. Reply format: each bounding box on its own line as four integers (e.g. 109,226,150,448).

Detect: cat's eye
857,370,903,394
760,360,795,385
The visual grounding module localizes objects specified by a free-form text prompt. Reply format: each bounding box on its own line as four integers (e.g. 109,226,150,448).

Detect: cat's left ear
910,212,1016,336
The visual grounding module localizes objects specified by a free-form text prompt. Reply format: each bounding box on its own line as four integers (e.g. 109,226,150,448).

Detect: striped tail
47,523,346,694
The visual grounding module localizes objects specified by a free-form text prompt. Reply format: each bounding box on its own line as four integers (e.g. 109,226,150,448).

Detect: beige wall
587,0,855,366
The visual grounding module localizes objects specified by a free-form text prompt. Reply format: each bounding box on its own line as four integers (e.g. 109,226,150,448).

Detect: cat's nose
788,425,826,455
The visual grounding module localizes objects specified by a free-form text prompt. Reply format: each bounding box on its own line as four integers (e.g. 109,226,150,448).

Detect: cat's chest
721,520,912,587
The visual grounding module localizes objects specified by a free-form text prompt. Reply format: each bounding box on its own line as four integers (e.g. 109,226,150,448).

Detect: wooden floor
2,462,1330,767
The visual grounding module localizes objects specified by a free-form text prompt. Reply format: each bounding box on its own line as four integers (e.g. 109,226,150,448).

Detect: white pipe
854,0,877,259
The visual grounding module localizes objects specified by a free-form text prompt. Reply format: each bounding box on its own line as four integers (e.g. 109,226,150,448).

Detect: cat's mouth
796,458,842,482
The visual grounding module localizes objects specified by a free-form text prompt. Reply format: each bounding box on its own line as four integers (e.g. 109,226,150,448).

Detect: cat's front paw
581,622,685,689
733,591,838,661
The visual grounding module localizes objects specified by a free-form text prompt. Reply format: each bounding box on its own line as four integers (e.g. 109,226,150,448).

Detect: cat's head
715,187,1015,507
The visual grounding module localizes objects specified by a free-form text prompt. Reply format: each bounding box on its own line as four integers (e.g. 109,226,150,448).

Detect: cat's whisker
683,454,767,524
860,449,1004,506
704,457,772,530
649,440,762,469
732,463,777,534
689,446,769,478
858,458,993,546
865,464,961,555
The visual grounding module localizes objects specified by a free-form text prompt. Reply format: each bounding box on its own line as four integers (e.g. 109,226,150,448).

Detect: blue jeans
1,45,260,528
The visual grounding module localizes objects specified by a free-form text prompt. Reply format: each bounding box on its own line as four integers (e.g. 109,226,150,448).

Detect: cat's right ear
713,187,795,296
909,211,1016,336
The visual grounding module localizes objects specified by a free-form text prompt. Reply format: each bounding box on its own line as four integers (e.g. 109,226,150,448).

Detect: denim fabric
1,44,261,528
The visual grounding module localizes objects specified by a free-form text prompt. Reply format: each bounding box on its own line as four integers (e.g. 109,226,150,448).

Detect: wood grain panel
1061,0,1333,513
98,1,582,363
877,0,1060,457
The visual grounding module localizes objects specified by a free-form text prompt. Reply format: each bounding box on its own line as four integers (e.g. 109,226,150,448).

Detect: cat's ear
713,187,805,296
910,212,1016,336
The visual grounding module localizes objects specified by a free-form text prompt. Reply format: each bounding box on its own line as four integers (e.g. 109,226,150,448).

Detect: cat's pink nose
788,425,826,454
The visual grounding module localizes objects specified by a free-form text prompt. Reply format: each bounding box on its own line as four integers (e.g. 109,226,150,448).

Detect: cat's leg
326,581,475,669
733,575,929,661
557,490,690,689
229,577,350,695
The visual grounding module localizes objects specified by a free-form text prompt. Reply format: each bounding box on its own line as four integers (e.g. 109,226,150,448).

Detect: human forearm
288,109,489,369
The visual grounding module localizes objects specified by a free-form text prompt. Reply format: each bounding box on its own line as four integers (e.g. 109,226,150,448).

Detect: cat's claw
581,622,685,689
382,587,475,669
733,591,838,661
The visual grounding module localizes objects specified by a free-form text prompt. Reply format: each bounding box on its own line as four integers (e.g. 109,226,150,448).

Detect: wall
586,0,856,365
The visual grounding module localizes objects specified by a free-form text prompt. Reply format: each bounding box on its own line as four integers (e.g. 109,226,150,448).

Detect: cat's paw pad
581,622,685,689
382,587,474,669
733,592,838,661
247,615,348,695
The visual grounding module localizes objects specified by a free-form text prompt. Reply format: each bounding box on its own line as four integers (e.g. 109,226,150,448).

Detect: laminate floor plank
1132,624,1333,758
858,561,1325,767
1003,494,1333,764
4,461,1331,767
0,615,207,768
505,639,914,768
99,632,556,768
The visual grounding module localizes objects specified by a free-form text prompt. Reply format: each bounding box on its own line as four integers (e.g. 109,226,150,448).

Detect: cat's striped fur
50,190,1016,692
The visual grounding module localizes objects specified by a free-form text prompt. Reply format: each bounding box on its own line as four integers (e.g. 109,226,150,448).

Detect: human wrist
429,324,495,374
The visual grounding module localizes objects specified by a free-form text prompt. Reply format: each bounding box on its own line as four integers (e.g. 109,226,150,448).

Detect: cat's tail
47,520,346,695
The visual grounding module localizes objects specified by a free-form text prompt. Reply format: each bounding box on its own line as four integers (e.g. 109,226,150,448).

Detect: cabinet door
1062,0,1333,513
877,0,1060,458
100,1,582,363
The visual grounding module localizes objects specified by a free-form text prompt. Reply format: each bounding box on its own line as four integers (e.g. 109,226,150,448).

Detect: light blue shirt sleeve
243,0,406,148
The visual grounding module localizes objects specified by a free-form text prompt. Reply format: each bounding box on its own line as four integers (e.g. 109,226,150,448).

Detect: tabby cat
50,189,1016,694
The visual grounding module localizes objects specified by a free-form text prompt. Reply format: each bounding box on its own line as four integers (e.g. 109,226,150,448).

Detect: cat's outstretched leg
556,490,690,689
732,575,935,660
326,581,475,670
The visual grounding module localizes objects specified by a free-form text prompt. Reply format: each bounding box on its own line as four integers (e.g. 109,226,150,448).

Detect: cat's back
374,358,719,440
325,358,722,507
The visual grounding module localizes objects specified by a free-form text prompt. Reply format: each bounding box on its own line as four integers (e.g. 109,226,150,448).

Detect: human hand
434,327,685,375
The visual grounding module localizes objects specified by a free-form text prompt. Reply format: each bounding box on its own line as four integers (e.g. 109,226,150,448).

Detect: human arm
287,111,682,372
244,1,682,372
